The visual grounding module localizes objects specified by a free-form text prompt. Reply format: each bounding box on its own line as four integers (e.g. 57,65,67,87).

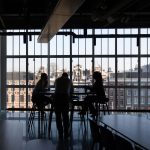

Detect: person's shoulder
67,78,72,82
64,77,71,83
55,77,60,82
69,79,73,85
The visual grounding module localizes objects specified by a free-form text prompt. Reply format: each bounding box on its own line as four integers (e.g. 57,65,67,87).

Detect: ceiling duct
38,0,85,43
92,0,134,23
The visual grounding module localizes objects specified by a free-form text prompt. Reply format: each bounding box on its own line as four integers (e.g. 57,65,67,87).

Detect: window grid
4,28,150,110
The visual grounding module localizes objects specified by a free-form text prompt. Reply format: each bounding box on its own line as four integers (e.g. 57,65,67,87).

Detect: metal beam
38,0,85,43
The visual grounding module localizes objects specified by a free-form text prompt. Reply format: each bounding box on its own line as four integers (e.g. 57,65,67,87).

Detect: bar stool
48,104,54,139
27,103,37,133
27,103,47,136
95,98,109,115
70,96,86,133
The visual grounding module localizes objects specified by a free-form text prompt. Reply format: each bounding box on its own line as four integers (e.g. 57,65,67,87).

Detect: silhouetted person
79,71,106,116
32,73,52,110
54,72,73,140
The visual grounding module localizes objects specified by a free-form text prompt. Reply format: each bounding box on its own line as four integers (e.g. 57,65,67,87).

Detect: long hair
41,73,48,80
93,71,103,83
62,72,68,78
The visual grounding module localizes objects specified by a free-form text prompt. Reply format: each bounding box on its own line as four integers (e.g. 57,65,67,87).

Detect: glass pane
102,38,108,55
6,88,26,109
79,39,85,55
50,36,56,55
41,43,48,55
109,38,115,54
7,36,13,55
64,36,70,55
86,38,92,55
141,38,149,54
57,35,64,55
34,35,41,55
72,38,79,55
20,36,26,55
50,58,57,86
118,57,138,73
94,58,115,86
141,57,150,84
28,35,35,55
14,36,20,55
72,58,92,85
95,38,102,55
33,58,48,81
28,88,34,108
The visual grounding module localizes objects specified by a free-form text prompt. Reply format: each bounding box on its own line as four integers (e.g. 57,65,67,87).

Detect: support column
0,33,6,111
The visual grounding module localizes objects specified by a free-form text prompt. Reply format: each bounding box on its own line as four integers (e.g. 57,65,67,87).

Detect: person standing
54,72,73,140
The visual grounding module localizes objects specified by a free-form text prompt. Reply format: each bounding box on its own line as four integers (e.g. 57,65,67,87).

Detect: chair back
105,98,109,102
114,134,133,150
100,97,109,104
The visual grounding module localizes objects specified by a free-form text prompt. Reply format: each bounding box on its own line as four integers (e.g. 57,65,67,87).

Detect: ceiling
1,0,150,30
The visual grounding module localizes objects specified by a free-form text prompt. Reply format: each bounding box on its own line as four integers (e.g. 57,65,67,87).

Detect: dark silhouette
32,73,52,110
79,71,106,116
54,72,73,140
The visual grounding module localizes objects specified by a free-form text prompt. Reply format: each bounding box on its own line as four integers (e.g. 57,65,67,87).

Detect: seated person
79,71,106,116
32,73,52,110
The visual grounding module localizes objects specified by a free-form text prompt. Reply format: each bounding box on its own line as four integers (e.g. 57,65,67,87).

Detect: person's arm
70,81,74,94
54,79,57,89
84,85,93,93
41,80,48,92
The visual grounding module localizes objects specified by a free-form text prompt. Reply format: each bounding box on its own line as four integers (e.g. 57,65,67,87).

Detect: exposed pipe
91,0,135,22
0,16,6,28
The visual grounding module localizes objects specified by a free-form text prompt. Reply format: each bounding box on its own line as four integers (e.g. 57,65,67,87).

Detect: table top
42,91,88,94
99,114,150,150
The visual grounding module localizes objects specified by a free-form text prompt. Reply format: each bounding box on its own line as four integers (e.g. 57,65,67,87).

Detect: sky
6,28,150,74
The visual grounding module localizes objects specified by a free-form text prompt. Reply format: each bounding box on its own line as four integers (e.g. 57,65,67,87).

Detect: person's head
41,73,48,80
62,72,68,78
93,71,102,82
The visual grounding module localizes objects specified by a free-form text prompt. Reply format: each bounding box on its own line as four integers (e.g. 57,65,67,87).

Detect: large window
4,28,150,110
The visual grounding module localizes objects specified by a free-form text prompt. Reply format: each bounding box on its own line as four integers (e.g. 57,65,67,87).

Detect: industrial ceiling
0,0,150,30
1,0,150,42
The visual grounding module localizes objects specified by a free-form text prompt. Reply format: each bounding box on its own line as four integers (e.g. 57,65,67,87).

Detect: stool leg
79,113,86,130
28,106,36,133
106,103,109,114
48,106,54,139
97,103,100,117
103,104,105,115
69,105,74,134
43,112,47,136
38,110,41,138
39,110,47,137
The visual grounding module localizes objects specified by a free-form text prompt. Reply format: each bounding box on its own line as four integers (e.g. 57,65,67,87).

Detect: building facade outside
6,63,150,110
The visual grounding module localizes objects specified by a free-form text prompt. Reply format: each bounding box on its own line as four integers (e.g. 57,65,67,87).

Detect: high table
43,91,88,137
99,114,150,150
